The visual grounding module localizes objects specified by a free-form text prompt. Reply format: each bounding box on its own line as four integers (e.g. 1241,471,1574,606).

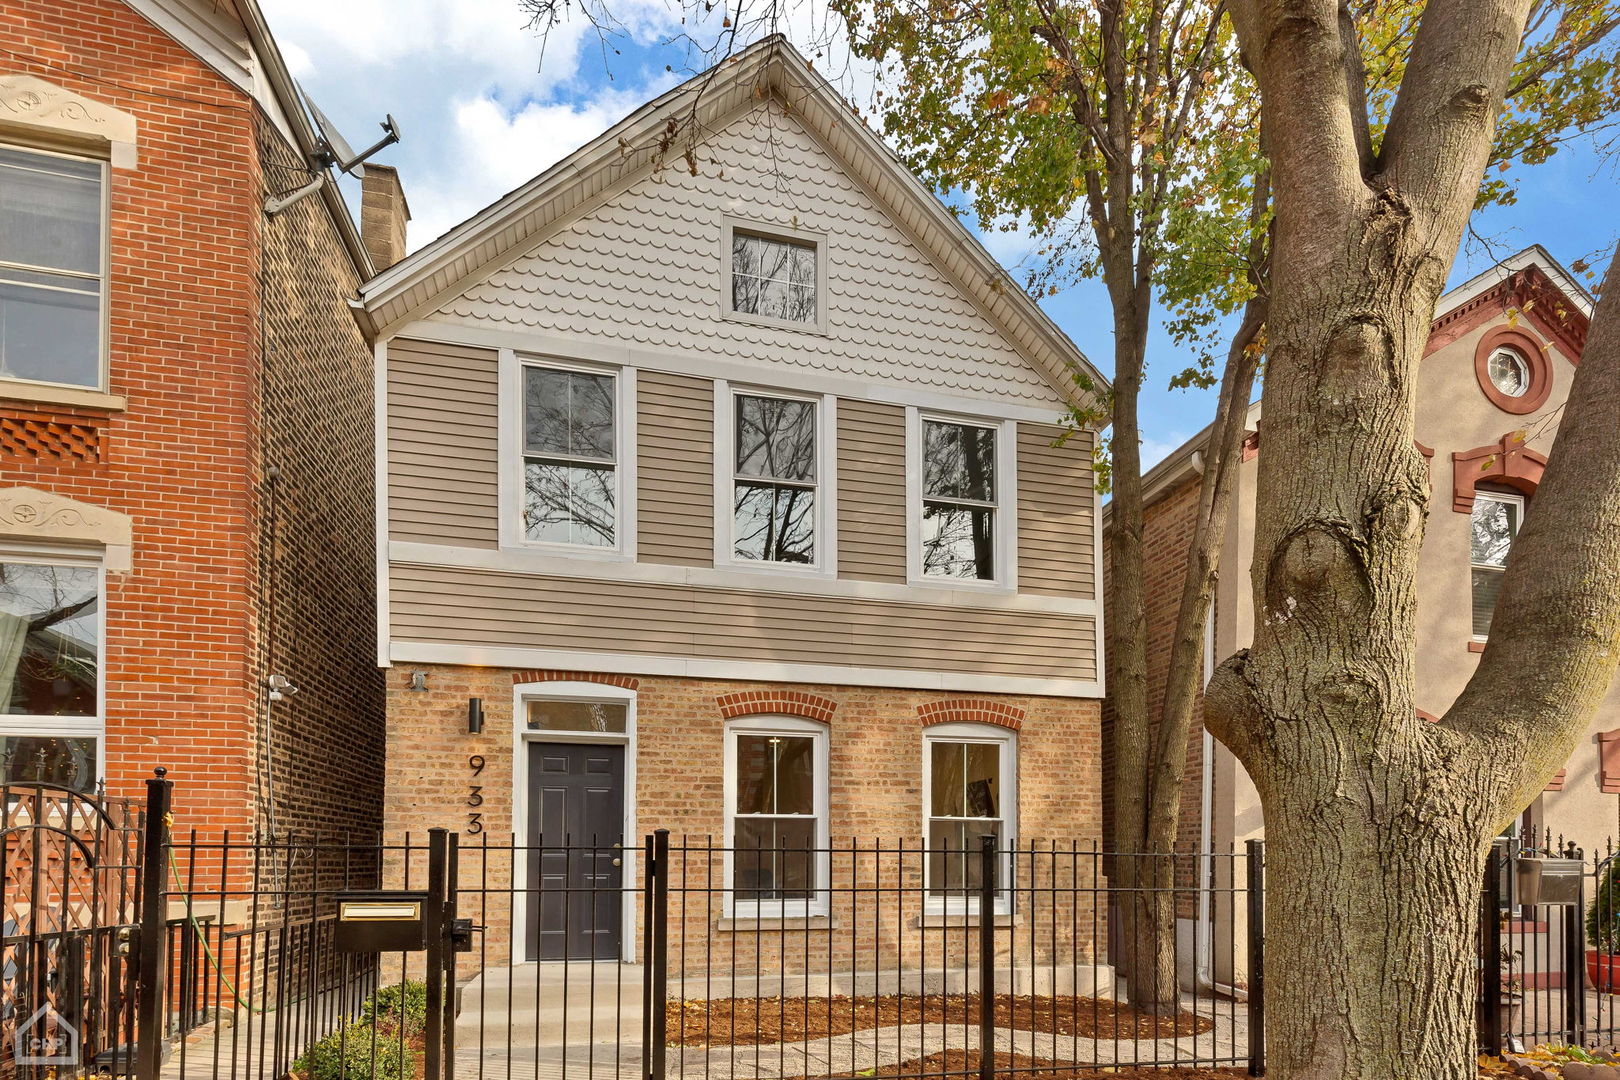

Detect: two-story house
358,37,1108,963
0,0,396,837
1116,245,1597,988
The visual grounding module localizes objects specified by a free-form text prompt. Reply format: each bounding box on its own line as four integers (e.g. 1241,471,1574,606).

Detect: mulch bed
669,994,1213,1047
799,1048,1246,1080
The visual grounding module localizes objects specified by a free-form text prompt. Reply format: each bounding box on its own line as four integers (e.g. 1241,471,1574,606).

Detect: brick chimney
359,163,410,271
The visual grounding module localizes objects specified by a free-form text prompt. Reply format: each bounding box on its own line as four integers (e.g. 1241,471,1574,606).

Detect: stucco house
355,36,1109,965
1114,245,1598,985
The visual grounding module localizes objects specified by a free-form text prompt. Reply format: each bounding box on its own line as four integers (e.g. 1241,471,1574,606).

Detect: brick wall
253,117,386,839
1,0,261,832
383,665,1104,977
0,0,382,838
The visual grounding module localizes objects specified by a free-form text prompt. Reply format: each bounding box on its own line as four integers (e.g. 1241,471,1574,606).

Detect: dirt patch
800,1048,1245,1080
669,994,1213,1047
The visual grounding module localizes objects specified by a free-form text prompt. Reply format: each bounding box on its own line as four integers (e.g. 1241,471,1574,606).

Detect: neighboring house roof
119,0,375,279
1105,245,1594,525
355,35,1107,409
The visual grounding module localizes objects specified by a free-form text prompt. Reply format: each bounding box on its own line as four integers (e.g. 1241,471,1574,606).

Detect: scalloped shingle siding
433,103,1065,408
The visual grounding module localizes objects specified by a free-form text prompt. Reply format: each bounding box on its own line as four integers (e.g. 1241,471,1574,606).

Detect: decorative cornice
1426,265,1587,364
0,486,132,570
1450,433,1548,514
0,75,138,168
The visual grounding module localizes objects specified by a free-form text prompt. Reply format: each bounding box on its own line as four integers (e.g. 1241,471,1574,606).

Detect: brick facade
0,0,382,836
384,664,1104,974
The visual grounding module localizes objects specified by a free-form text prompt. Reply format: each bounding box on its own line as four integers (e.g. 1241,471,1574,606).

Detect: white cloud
1140,431,1191,472
259,0,685,250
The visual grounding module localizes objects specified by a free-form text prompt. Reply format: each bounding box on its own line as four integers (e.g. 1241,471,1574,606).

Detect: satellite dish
302,86,401,177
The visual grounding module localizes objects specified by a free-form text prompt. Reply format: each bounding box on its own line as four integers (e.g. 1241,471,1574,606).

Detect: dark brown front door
526,741,626,960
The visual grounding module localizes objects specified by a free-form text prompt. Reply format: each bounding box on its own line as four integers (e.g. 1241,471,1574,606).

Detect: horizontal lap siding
390,563,1096,681
837,399,906,582
1018,424,1095,598
387,338,500,547
638,370,714,565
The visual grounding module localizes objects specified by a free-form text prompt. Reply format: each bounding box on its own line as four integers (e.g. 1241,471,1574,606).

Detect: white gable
426,101,1066,409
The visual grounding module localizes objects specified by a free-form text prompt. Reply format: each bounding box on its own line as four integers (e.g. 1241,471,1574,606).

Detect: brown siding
838,398,906,582
390,563,1097,682
1018,424,1095,597
387,338,500,547
638,370,714,565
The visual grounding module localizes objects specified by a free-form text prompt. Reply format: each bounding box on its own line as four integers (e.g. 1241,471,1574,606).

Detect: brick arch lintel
511,670,640,690
716,690,837,723
917,698,1025,732
1451,433,1548,514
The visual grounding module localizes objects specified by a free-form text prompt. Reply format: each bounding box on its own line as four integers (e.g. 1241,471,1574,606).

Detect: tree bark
1207,2,1620,1077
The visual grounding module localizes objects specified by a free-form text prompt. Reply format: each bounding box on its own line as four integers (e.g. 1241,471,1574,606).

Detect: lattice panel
0,416,101,462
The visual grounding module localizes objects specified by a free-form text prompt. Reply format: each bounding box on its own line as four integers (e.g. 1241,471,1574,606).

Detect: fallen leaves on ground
668,994,1213,1047
798,1048,1246,1079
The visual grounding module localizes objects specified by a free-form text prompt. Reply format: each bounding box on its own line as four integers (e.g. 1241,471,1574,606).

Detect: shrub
1587,857,1620,953
362,981,429,1037
291,1023,409,1080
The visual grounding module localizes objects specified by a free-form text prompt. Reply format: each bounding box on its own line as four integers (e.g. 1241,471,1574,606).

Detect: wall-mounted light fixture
468,697,485,735
408,671,428,692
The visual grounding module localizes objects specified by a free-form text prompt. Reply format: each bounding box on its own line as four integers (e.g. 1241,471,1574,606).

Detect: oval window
1487,347,1531,398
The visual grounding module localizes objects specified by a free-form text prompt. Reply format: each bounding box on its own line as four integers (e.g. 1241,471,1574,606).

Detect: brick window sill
0,380,126,413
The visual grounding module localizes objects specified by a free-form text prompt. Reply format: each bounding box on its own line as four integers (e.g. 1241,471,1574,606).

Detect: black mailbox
333,891,431,953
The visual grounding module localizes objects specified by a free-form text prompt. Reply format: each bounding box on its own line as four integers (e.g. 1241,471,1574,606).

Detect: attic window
725,222,823,330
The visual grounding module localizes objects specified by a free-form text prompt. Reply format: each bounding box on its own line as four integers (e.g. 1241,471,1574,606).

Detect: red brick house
0,0,398,836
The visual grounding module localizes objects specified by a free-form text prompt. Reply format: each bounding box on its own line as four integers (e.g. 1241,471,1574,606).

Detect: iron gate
0,781,143,1080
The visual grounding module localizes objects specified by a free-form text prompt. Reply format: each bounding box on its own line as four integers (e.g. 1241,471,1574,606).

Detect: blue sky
261,1,1618,467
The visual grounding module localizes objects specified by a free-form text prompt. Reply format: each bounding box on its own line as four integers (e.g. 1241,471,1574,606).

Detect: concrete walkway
159,963,1249,1080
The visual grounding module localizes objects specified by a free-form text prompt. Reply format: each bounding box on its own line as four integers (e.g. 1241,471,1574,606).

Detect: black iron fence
4,776,1267,1080
1479,831,1620,1056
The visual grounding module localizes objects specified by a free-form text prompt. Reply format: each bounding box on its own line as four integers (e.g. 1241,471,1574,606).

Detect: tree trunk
1261,796,1488,1079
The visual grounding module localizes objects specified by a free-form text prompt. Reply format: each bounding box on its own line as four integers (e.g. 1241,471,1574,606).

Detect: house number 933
467,754,485,834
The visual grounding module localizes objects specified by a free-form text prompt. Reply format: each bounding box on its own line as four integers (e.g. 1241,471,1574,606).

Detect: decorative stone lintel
0,486,133,571
0,75,138,169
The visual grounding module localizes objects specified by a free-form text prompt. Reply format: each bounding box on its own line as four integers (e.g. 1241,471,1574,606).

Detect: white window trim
922,721,1017,915
722,714,831,918
497,349,638,561
905,407,1018,593
0,544,106,793
713,381,838,578
0,143,111,397
720,217,829,336
510,679,639,964
1470,489,1525,643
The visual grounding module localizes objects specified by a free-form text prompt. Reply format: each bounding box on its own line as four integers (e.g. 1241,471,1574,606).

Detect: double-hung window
924,723,1015,909
0,146,106,390
725,717,828,914
521,362,619,549
1471,491,1524,640
732,391,819,565
920,418,1000,580
0,554,101,793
